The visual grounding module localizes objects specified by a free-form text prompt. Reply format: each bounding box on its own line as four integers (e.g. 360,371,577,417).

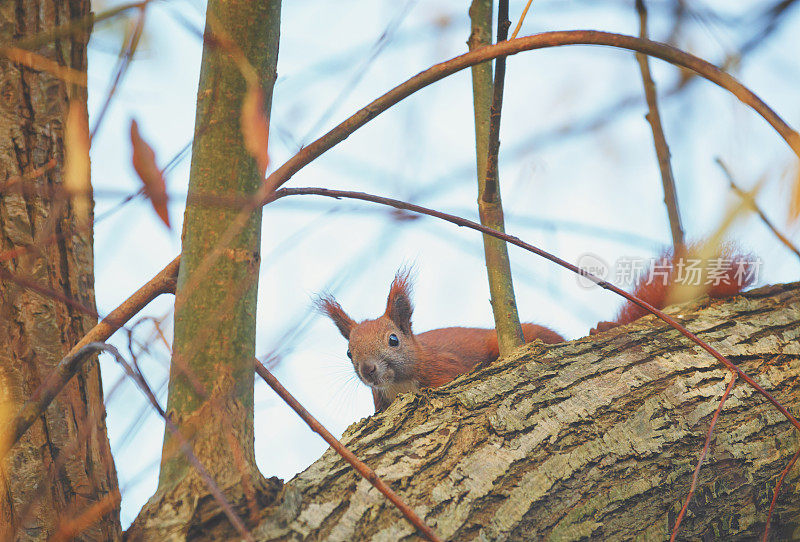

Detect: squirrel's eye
388,334,399,347
347,350,352,359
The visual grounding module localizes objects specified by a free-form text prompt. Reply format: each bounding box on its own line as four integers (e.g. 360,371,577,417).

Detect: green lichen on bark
126,1,282,539
158,0,281,489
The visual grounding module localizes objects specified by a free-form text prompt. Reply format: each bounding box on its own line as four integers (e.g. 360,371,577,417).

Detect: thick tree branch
265,186,800,433
254,283,800,540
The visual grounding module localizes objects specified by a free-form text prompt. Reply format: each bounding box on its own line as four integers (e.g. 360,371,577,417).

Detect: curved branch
635,0,685,250
187,31,800,327
265,186,800,434
0,257,179,459
11,28,799,469
264,30,800,197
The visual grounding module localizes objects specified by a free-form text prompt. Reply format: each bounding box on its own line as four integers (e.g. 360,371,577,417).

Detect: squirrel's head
318,270,417,389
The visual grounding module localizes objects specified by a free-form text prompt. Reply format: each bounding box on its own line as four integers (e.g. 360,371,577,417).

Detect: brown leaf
241,84,270,177
64,100,91,224
130,119,170,228
790,161,800,227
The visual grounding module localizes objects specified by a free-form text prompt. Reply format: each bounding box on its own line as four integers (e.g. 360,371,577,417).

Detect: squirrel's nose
362,362,377,377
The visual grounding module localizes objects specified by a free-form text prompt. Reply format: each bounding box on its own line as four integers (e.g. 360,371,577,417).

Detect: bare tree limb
635,0,685,250
469,0,524,354
716,158,800,263
763,447,800,542
0,257,178,460
254,360,443,542
263,186,800,434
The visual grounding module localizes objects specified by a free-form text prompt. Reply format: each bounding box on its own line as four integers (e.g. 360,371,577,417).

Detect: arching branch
264,186,800,434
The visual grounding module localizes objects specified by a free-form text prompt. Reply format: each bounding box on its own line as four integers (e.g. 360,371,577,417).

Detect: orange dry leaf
64,100,91,224
130,119,170,228
0,396,11,467
241,84,270,177
790,162,800,226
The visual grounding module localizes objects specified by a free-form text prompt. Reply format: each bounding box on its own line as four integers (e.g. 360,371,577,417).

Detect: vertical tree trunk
467,0,524,355
127,1,282,539
0,2,121,540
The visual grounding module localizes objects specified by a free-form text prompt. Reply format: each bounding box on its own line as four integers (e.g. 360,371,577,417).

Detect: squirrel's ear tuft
316,294,356,339
385,268,414,335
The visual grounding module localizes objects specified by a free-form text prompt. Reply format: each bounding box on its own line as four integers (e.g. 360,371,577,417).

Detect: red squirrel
319,271,563,412
320,250,754,412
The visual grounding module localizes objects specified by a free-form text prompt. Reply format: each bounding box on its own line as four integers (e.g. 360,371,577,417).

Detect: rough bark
253,283,800,541
125,1,283,540
0,1,121,541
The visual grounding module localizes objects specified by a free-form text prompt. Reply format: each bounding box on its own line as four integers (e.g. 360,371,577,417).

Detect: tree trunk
0,2,121,541
126,1,283,539
467,0,525,355
253,283,800,541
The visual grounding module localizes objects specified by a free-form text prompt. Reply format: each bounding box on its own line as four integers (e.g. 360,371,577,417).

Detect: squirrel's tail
592,245,756,334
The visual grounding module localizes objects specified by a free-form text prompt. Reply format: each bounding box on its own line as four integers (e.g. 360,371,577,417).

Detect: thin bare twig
254,360,442,542
301,0,418,144
635,0,685,250
170,31,800,357
484,0,510,204
671,375,738,540
762,447,800,542
264,186,800,434
90,5,146,138
0,258,179,459
715,158,800,263
99,343,255,542
510,0,534,40
469,0,524,354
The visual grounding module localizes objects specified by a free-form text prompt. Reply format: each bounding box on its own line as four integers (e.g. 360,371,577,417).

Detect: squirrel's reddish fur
592,247,755,334
321,251,753,412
